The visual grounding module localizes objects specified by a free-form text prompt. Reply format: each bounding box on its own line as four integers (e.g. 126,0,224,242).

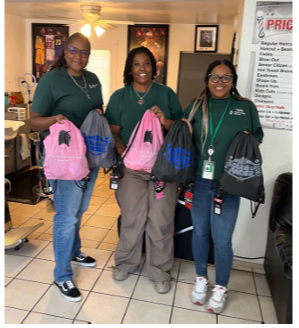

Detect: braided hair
50,32,91,71
123,47,157,86
188,59,252,153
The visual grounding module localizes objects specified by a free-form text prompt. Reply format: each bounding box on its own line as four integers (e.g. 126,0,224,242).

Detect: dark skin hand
30,109,103,131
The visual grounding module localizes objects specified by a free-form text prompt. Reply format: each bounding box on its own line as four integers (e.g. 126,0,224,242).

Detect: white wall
5,13,27,93
232,0,293,263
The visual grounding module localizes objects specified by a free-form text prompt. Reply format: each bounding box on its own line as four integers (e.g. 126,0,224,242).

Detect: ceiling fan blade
100,20,135,25
97,22,117,30
46,15,79,20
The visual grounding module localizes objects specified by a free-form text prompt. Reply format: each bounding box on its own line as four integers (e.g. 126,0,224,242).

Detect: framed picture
194,25,218,53
32,23,69,81
127,24,169,85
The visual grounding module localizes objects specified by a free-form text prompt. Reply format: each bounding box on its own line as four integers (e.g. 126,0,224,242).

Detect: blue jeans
191,177,240,286
50,167,99,282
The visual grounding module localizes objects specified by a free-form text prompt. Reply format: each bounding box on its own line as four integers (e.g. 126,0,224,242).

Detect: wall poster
247,1,293,130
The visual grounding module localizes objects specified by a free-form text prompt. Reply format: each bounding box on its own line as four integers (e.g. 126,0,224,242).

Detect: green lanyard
208,96,231,157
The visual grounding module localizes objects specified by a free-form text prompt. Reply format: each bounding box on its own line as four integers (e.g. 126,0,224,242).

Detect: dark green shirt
32,66,103,130
183,97,264,180
105,82,183,145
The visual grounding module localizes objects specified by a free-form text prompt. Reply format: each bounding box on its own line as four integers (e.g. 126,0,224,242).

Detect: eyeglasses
208,74,233,83
68,46,90,58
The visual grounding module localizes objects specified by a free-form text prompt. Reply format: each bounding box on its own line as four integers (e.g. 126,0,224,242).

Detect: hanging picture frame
32,23,69,82
127,24,169,85
194,25,218,53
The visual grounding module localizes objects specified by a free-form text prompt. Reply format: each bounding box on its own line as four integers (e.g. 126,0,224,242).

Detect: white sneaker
191,277,209,305
207,285,228,313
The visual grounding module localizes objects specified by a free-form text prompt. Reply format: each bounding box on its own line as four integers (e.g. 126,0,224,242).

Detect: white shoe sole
54,284,82,302
191,293,206,305
72,261,97,267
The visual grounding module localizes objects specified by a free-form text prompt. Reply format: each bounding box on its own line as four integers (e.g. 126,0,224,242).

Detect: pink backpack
43,120,90,180
123,110,164,172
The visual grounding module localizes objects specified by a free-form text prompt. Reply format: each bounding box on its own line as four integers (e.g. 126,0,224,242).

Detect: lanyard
208,96,231,158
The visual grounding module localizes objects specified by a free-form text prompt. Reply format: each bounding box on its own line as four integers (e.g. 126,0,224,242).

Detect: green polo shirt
32,66,103,131
105,82,183,145
183,96,264,180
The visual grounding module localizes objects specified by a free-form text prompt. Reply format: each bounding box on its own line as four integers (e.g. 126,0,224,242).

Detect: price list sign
249,2,292,130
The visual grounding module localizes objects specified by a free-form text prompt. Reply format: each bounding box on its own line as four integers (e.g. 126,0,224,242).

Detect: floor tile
93,269,138,297
89,196,107,206
178,261,216,284
228,270,256,294
254,273,271,297
94,205,120,218
85,204,101,215
171,307,216,324
102,229,119,244
11,204,44,217
81,239,100,248
8,202,22,211
5,307,29,324
5,254,34,278
174,281,207,312
5,239,50,258
76,292,129,324
81,213,92,226
259,295,278,324
32,207,55,221
84,215,117,229
5,276,13,286
133,276,175,306
5,279,50,311
232,259,253,272
38,233,53,242
124,299,172,324
36,242,54,261
141,260,180,281
72,266,102,291
17,258,55,284
102,195,119,206
218,315,261,324
98,242,117,251
221,290,262,321
18,218,53,234
33,285,89,319
92,189,114,198
79,225,109,242
23,312,72,324
253,263,266,274
79,247,113,269
9,215,30,228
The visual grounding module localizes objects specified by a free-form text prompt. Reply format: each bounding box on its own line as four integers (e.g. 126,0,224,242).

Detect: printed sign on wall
247,1,292,130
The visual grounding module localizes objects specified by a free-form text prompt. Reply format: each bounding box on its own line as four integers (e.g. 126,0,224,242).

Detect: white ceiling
5,0,243,25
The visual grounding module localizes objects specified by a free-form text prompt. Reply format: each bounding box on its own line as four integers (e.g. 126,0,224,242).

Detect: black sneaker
54,280,82,302
71,252,97,267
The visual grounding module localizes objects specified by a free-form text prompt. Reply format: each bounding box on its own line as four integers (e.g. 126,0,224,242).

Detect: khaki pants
115,168,179,282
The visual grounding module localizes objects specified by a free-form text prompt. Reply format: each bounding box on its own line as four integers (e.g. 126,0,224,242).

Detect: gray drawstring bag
80,110,116,169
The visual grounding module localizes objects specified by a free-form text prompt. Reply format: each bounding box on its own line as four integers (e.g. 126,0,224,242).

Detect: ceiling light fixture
81,24,91,37
94,26,105,37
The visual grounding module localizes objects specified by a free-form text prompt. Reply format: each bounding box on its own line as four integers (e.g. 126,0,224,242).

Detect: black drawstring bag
219,131,265,218
151,119,195,184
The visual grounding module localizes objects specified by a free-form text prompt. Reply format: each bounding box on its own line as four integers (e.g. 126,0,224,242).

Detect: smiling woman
29,32,104,303
104,46,183,294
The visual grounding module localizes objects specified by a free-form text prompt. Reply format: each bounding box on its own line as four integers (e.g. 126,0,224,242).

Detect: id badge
184,190,194,210
110,173,119,190
202,160,215,180
214,195,223,216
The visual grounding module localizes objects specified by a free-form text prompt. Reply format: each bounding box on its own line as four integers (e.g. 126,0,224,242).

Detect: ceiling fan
47,5,134,37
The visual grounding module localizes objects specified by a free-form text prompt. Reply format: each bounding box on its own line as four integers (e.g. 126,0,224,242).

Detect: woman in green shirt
183,59,264,313
30,32,103,303
105,46,182,294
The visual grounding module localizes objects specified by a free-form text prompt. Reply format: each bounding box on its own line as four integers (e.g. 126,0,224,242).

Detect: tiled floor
5,169,278,324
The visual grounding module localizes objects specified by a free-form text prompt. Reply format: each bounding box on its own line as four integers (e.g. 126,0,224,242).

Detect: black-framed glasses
208,74,233,83
68,46,90,58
